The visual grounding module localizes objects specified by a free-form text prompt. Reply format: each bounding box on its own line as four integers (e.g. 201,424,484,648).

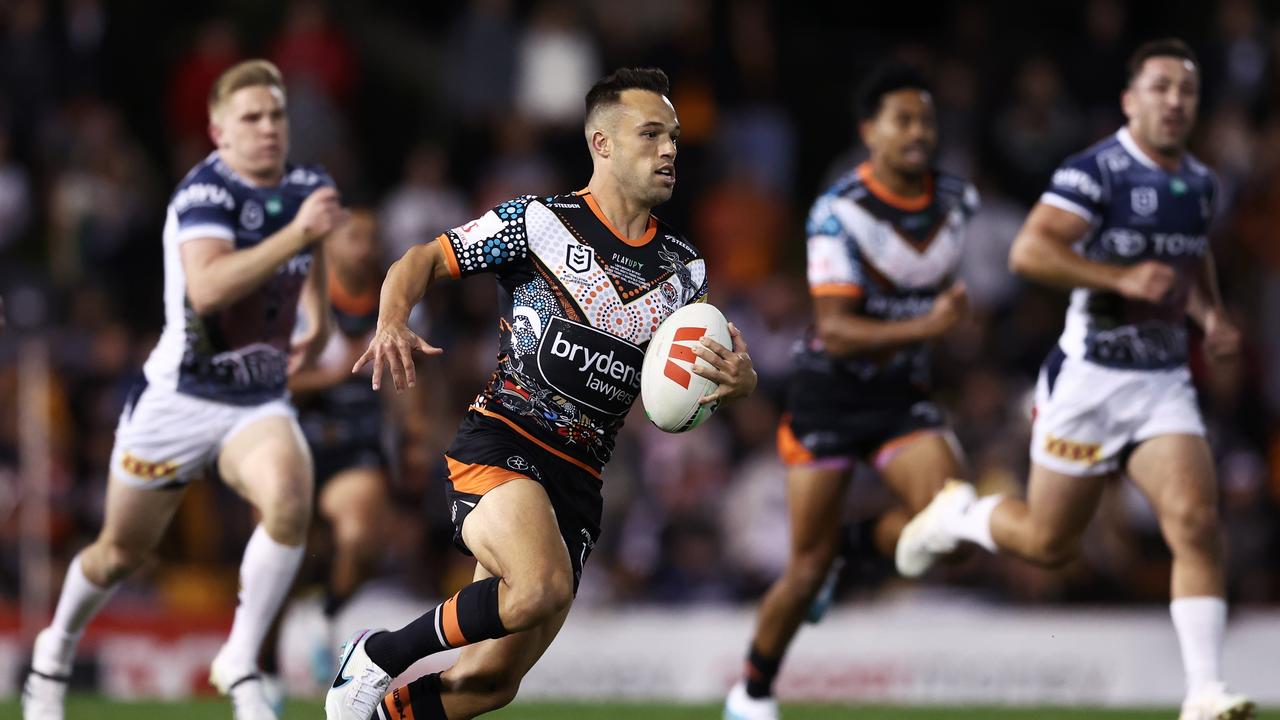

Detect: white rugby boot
210,645,278,720
894,479,975,578
22,628,75,720
724,680,779,720
325,628,392,720
1178,682,1255,720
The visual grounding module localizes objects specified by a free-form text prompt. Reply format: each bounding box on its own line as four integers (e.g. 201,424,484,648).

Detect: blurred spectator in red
165,20,240,149
268,0,357,107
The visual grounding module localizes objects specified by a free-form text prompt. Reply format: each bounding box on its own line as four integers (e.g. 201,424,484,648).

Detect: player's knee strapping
379,673,446,720
366,577,509,677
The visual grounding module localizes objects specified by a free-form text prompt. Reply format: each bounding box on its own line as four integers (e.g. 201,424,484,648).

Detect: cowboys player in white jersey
898,39,1253,720
22,60,344,720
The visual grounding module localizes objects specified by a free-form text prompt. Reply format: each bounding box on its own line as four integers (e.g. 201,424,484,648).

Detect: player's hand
926,281,968,336
352,322,443,392
294,186,347,244
1115,261,1175,303
1203,308,1241,363
691,321,758,405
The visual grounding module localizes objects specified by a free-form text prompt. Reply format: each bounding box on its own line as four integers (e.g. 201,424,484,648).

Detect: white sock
38,553,117,674
220,525,304,670
950,494,1002,553
1171,596,1226,696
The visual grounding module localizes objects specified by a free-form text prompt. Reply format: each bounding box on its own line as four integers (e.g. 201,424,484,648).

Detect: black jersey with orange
436,190,708,474
798,162,978,394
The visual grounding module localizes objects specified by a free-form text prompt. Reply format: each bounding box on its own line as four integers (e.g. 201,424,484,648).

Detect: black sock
744,644,782,699
380,673,447,720
365,577,508,677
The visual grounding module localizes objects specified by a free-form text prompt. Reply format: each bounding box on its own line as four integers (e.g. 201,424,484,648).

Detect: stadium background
2,0,1280,715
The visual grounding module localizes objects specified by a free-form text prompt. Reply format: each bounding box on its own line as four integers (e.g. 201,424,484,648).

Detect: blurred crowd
2,0,1280,616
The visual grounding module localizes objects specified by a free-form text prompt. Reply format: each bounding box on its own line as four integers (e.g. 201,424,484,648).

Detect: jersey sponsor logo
1131,186,1158,216
452,211,505,248
240,200,264,230
1043,434,1101,464
1101,228,1146,258
507,455,529,471
277,253,314,276
661,233,697,255
547,201,581,209
173,183,234,213
566,244,593,273
1051,168,1102,203
119,451,179,481
863,293,934,321
287,168,323,186
536,316,643,415
1151,233,1207,257
662,326,706,389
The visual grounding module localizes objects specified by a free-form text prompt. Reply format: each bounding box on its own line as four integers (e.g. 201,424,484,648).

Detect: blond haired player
22,60,344,720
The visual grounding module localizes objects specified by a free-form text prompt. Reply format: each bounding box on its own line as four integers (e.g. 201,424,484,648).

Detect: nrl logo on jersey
1131,187,1158,216
566,244,593,273
240,200,265,230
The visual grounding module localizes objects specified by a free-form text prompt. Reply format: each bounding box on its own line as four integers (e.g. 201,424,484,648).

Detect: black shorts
310,442,386,486
443,411,603,593
779,368,945,468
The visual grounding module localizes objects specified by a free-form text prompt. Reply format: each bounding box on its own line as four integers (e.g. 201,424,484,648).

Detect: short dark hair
1126,38,1198,86
855,63,933,122
585,67,671,123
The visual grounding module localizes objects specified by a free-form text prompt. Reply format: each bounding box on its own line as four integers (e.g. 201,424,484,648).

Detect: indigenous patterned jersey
797,162,978,392
437,189,708,473
1040,127,1217,369
143,152,332,405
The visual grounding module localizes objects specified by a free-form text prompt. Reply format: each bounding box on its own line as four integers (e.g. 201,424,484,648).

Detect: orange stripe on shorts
776,413,816,466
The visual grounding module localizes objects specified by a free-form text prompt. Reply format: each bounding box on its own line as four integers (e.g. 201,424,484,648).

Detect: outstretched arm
351,239,452,391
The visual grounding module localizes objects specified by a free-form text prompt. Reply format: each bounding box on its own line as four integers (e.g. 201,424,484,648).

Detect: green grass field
1,697,1274,719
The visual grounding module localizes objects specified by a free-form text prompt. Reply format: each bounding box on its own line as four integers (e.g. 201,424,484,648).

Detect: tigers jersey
143,152,333,405
1040,127,1217,369
436,189,708,473
798,162,978,392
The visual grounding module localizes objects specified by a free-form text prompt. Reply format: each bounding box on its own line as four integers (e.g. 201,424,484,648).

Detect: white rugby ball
641,302,731,433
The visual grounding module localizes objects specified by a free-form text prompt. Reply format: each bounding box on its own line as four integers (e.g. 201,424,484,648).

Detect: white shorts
108,380,297,489
1030,348,1205,477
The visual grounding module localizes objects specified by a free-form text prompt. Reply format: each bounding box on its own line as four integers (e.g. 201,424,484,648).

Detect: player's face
329,211,379,272
1123,56,1199,157
861,89,937,177
609,89,680,207
211,85,289,183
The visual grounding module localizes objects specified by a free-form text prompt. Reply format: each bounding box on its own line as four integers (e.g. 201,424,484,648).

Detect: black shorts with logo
779,365,945,466
443,411,602,593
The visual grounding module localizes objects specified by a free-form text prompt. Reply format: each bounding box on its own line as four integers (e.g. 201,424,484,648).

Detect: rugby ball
641,302,731,433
